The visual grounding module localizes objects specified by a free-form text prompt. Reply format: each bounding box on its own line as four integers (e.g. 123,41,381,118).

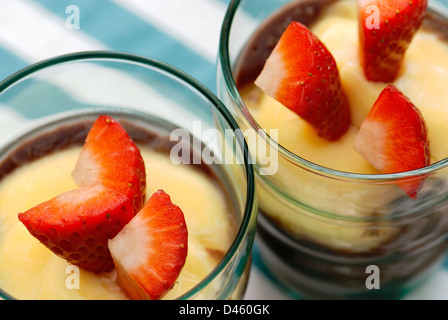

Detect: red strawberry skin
72,115,146,214
354,84,430,199
109,190,188,300
18,184,134,272
358,0,428,82
255,21,351,141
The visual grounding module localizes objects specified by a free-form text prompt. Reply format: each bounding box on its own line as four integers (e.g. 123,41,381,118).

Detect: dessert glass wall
217,0,448,299
0,51,257,300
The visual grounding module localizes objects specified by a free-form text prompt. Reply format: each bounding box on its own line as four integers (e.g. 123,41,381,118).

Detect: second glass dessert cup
217,0,448,299
0,51,257,300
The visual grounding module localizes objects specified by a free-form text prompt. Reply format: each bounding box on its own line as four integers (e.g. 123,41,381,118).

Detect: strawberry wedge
109,190,188,300
358,0,428,82
18,184,134,272
72,115,146,214
255,21,351,141
354,84,430,199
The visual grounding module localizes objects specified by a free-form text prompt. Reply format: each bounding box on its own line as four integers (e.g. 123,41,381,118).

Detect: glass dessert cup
217,0,448,299
0,51,257,300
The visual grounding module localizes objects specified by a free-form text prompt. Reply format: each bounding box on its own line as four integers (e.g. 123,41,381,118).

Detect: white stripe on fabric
111,0,227,62
405,269,448,300
0,0,213,134
0,105,27,145
0,0,108,63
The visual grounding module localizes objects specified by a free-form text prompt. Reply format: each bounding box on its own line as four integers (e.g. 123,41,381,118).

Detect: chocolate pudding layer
0,114,214,182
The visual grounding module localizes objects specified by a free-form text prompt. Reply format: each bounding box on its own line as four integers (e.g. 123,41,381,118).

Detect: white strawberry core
358,0,376,7
71,149,101,187
255,50,285,98
108,215,151,272
354,119,387,171
55,184,104,206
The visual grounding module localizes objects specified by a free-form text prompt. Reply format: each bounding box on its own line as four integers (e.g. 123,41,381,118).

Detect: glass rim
0,50,257,300
218,0,448,182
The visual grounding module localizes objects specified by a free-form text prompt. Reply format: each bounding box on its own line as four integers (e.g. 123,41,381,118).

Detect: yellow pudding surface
243,0,448,172
0,145,235,299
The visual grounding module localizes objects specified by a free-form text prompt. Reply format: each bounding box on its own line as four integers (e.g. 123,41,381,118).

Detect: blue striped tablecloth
1,0,447,300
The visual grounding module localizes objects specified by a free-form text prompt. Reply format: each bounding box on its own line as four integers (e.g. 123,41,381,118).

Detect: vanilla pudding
0,117,237,300
220,0,448,298
241,0,448,171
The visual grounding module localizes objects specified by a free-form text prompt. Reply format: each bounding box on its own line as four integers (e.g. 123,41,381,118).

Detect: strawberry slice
358,0,428,82
72,115,146,214
109,190,188,300
18,184,134,272
354,84,430,199
255,21,351,141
